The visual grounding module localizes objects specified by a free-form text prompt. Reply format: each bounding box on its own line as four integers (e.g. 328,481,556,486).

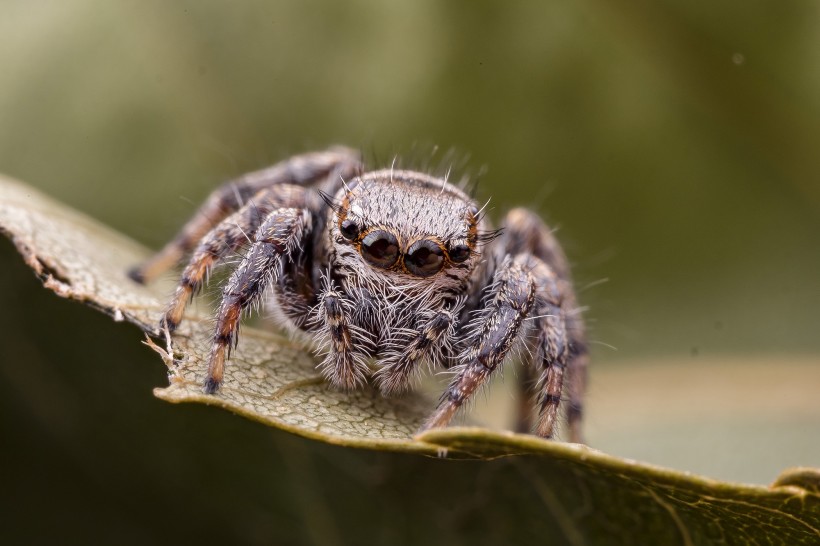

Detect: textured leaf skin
2,175,819,545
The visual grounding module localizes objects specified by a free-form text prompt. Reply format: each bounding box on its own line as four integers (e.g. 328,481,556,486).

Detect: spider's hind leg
501,208,588,443
204,204,312,393
161,184,304,333
525,256,570,439
129,147,360,284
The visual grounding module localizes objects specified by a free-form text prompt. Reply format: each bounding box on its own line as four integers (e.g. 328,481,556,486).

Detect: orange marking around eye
338,194,350,225
466,208,479,248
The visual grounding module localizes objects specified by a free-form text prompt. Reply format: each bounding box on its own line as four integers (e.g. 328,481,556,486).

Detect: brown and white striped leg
514,363,537,433
565,313,588,443
420,257,535,433
374,307,457,396
501,208,587,443
204,207,311,394
526,258,569,439
129,147,361,285
161,184,307,332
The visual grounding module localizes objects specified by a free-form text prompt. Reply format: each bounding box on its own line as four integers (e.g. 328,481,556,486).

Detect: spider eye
361,230,400,268
340,219,360,240
449,243,471,263
406,239,445,277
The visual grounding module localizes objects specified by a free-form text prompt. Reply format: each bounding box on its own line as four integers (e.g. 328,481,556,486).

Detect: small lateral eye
340,219,360,240
361,230,400,268
406,239,445,277
449,243,471,263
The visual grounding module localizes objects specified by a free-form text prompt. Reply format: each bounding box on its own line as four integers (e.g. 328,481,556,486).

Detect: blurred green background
1,1,818,543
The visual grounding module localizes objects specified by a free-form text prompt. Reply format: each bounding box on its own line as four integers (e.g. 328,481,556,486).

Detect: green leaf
2,174,818,544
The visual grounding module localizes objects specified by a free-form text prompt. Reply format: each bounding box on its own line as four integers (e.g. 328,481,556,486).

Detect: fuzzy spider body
130,147,588,441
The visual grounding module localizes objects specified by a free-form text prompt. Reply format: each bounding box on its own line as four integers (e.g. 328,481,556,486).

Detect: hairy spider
129,147,588,441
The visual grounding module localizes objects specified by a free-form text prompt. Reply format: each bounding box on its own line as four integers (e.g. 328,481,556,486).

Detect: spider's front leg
502,208,587,442
526,257,570,439
204,206,311,394
421,257,535,433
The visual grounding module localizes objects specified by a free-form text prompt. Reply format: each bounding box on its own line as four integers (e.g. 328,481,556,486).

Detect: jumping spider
129,147,588,441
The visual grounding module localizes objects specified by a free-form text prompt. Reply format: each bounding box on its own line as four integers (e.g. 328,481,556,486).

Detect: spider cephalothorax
129,147,588,441
314,171,491,393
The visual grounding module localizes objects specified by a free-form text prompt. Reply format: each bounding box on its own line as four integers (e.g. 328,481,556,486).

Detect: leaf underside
2,175,818,544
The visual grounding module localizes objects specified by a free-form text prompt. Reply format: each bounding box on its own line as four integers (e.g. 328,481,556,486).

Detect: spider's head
325,170,496,283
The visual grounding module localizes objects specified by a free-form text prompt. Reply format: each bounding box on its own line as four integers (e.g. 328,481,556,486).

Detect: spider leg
525,256,569,439
501,208,588,443
313,278,372,390
420,257,535,432
204,206,312,394
514,363,537,433
161,184,305,333
373,305,459,395
565,315,588,443
129,147,360,284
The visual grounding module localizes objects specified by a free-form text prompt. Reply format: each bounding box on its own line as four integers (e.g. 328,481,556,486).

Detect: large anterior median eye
361,230,400,268
406,239,445,276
